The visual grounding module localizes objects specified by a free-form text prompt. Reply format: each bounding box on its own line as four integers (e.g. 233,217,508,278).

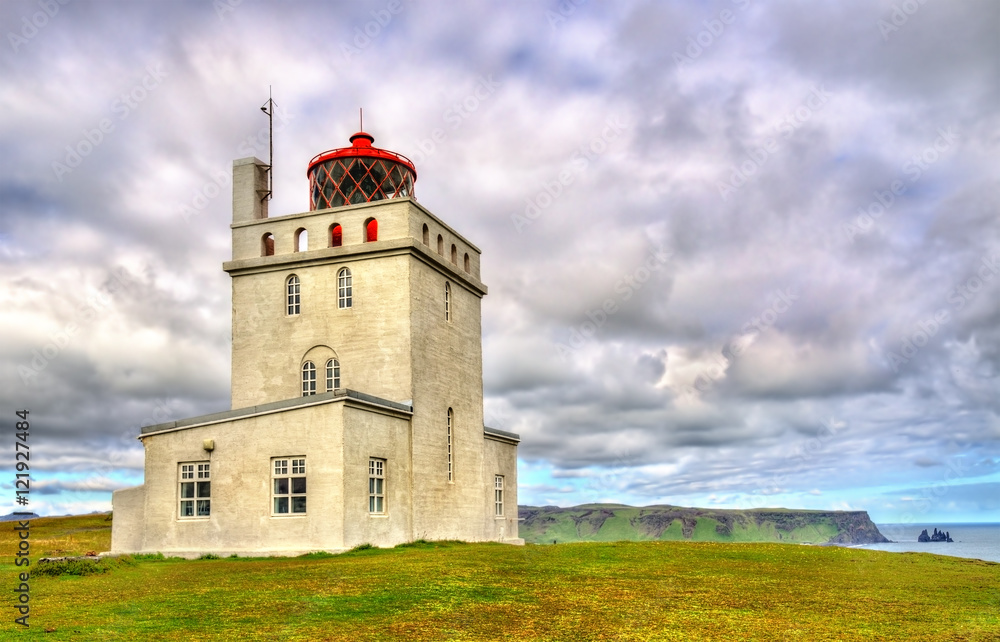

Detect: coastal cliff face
518,505,890,545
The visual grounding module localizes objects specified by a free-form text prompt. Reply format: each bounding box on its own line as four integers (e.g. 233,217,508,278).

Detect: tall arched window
295,228,308,252
444,282,451,322
451,244,458,264
464,253,470,273
447,408,453,482
286,275,300,316
301,361,316,396
326,358,340,391
364,218,378,242
338,267,353,309
262,233,275,257
422,223,429,245
437,234,444,255
330,223,343,248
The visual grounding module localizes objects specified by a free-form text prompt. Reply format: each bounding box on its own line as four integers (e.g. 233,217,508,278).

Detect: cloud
1,0,998,522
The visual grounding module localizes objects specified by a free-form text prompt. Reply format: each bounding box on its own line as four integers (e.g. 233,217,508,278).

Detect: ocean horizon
853,523,1000,563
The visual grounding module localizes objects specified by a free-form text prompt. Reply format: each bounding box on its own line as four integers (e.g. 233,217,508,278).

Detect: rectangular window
369,458,385,514
447,409,453,482
326,359,340,392
494,475,504,517
338,269,353,309
287,276,301,316
272,457,307,515
179,462,211,518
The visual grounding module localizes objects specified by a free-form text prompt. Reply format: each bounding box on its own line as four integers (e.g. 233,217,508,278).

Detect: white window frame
179,462,211,519
494,475,504,517
326,358,340,392
447,408,453,482
272,457,307,516
338,267,352,309
369,458,385,514
287,275,301,316
302,361,316,396
445,282,451,322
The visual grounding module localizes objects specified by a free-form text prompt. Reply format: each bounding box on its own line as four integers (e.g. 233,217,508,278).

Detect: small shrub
298,551,336,559
348,543,374,552
132,553,165,562
35,559,108,577
198,553,221,560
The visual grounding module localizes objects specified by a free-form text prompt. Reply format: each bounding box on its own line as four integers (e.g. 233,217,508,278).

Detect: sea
852,523,1000,563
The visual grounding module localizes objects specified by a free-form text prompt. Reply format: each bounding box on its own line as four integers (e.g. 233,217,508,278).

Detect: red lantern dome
306,132,417,210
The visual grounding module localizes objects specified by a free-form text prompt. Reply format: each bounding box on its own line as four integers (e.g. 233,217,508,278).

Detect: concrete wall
483,435,522,543
110,485,146,554
229,251,414,408
125,401,351,555
342,405,414,548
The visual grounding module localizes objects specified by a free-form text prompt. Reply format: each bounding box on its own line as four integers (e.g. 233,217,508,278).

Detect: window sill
368,513,388,518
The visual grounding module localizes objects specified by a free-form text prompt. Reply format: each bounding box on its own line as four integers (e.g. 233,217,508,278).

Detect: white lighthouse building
111,129,521,555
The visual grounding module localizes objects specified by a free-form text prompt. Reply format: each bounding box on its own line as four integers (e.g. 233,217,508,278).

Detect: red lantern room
306,132,417,211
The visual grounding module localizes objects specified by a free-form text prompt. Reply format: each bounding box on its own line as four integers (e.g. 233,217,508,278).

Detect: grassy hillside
2,514,997,640
519,504,889,545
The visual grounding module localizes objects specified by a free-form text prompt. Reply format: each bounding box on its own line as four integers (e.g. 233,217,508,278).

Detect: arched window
444,282,451,322
295,228,308,252
447,408,453,482
422,223,429,245
326,358,340,391
464,253,470,273
451,244,458,264
286,275,300,316
364,218,378,242
330,223,343,248
262,233,275,257
301,361,316,396
337,267,352,309
437,234,444,255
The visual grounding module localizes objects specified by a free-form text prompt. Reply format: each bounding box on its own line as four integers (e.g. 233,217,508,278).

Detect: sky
1,0,998,524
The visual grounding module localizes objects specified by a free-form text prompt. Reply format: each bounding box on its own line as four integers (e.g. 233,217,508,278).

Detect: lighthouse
111,127,521,555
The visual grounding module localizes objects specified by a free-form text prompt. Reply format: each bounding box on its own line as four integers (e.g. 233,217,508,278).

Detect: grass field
3,514,998,640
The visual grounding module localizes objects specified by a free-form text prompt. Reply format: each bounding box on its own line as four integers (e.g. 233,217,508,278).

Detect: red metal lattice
307,132,417,210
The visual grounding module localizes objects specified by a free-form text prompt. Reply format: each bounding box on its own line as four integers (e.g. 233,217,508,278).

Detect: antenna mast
259,86,275,203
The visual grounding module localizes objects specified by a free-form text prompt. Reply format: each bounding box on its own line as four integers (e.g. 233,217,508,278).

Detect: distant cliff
518,504,890,545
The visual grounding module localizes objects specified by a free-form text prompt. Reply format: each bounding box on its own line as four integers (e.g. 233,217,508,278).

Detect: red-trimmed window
365,218,378,242
330,224,343,247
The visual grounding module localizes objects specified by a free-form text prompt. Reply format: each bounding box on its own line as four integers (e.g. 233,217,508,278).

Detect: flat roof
140,389,413,436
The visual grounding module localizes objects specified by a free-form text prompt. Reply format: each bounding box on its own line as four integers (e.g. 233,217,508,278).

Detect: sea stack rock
918,528,953,542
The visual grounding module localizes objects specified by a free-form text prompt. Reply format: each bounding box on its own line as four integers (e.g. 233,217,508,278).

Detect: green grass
3,514,998,640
